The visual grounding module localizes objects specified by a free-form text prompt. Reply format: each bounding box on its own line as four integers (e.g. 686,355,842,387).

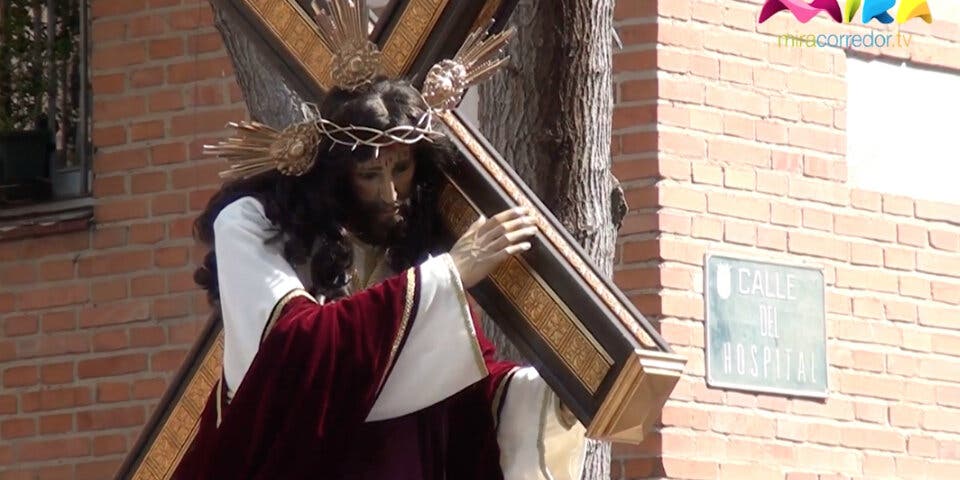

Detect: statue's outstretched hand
450,207,537,288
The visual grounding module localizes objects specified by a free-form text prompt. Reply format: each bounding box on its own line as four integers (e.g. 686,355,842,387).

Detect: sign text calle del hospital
706,255,828,398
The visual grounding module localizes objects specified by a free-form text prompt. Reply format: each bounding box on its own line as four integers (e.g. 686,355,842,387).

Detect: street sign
705,254,828,398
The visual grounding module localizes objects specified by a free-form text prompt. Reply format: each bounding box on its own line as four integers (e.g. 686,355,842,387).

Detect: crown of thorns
207,0,514,181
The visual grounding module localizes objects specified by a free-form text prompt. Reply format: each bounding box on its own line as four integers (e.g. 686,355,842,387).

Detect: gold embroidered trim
491,366,520,430
377,268,418,393
262,288,317,343
444,254,487,373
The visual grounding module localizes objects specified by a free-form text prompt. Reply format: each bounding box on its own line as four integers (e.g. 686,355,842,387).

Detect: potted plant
0,0,85,205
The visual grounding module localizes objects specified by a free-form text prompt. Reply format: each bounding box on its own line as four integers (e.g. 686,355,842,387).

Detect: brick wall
2,0,958,479
0,1,243,477
611,1,960,479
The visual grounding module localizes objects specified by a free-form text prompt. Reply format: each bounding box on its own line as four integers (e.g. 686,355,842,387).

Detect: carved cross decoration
116,2,685,478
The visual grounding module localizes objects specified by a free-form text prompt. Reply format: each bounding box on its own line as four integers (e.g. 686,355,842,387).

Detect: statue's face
350,144,416,229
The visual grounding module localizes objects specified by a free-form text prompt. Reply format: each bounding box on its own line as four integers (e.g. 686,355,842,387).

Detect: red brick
788,231,848,261
94,147,149,173
41,363,74,385
803,155,846,181
41,311,77,333
657,211,691,235
78,250,152,278
613,49,657,73
92,73,125,95
689,108,722,133
150,349,189,372
154,296,191,319
132,378,167,400
3,366,38,388
149,38,183,59
723,219,756,246
757,225,786,251
839,371,904,400
917,251,960,277
883,247,916,271
77,459,123,480
930,229,960,252
722,167,755,190
79,301,151,329
898,224,927,247
91,0,145,16
692,216,723,240
93,434,127,456
0,395,15,415
932,281,960,304
130,66,164,88
660,131,706,158
151,193,188,216
705,84,768,116
131,171,168,194
131,120,166,141
900,276,931,299
884,299,918,322
620,79,656,102
167,57,234,84
919,304,960,329
708,138,770,167
93,175,126,197
189,84,226,107
148,89,185,113
92,125,127,147
19,285,88,310
91,278,128,303
77,354,147,379
691,162,722,185
771,151,803,174
3,314,38,336
39,414,73,435
835,267,898,294
169,6,214,30
187,32,224,54
851,189,881,211
915,199,960,225
130,223,167,245
92,20,126,43
1,418,36,440
131,273,166,296
756,120,788,144
882,194,914,216
21,387,92,413
131,326,167,347
658,185,706,212
92,43,146,70
92,330,129,352
835,214,896,242
96,198,149,222
801,208,832,232
96,382,130,403
77,406,145,431
771,203,801,227
850,242,882,266
95,95,145,122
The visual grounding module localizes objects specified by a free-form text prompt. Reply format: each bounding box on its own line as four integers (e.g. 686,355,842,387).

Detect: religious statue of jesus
171,3,587,478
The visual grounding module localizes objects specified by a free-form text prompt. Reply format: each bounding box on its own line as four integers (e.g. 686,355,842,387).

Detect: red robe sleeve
443,307,520,480
173,267,420,479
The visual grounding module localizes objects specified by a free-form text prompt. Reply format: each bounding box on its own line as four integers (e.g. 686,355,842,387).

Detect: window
846,56,960,204
0,0,91,211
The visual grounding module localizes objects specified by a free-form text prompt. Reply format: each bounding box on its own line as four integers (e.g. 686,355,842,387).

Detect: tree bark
478,0,617,478
208,1,305,129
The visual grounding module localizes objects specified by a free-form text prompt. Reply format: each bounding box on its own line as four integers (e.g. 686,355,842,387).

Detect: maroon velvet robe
173,265,517,479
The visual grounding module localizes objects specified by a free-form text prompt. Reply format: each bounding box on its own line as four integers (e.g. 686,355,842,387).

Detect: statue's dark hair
193,78,456,306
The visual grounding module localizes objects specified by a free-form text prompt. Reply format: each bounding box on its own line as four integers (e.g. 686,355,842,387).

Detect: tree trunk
208,1,305,129
478,0,618,478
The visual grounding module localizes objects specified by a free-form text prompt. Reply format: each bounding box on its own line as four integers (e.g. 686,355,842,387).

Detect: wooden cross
116,2,685,478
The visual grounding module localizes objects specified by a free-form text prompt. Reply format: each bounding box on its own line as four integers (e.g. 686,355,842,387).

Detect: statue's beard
343,198,412,247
